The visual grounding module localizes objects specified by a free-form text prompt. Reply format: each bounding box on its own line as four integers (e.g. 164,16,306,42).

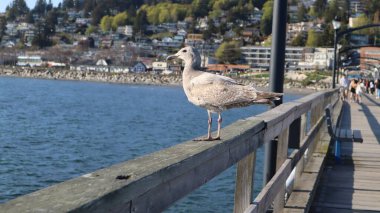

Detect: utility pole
264,0,287,186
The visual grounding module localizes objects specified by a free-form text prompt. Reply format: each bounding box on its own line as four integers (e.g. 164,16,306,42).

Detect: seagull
167,46,282,141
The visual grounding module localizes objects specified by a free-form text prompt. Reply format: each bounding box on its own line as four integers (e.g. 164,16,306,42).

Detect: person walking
349,79,357,102
339,74,349,101
356,79,364,103
370,80,375,95
376,79,380,99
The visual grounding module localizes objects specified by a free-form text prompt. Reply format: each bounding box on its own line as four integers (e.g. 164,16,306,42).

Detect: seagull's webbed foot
193,136,221,141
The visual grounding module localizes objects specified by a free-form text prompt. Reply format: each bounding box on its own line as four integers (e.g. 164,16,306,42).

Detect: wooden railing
0,89,341,213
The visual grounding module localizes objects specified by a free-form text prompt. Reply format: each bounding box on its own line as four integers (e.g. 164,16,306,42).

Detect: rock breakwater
0,67,330,91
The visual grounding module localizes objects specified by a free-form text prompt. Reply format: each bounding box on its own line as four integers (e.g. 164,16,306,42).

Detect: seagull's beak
166,54,177,61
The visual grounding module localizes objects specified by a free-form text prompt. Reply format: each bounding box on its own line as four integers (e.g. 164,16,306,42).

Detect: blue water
0,77,303,212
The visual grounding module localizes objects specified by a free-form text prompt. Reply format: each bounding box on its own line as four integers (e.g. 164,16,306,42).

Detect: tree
306,30,322,47
112,12,128,30
215,41,241,64
133,10,148,35
32,20,52,48
191,0,209,18
33,0,47,15
313,0,326,18
321,24,333,46
260,0,273,36
25,11,35,23
351,14,372,34
6,0,30,20
100,16,114,32
297,3,307,22
0,17,7,43
85,25,98,35
45,10,58,36
291,33,306,46
63,0,74,9
91,3,107,25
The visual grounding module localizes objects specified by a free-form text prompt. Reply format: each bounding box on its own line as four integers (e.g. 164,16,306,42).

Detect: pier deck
311,94,380,212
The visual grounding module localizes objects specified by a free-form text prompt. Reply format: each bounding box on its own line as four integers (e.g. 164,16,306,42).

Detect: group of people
339,74,380,103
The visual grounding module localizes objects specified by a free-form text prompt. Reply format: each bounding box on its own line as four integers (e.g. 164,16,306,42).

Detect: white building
240,46,334,70
16,56,44,67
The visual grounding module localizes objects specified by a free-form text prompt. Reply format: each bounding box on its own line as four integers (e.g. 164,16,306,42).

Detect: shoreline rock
0,67,329,94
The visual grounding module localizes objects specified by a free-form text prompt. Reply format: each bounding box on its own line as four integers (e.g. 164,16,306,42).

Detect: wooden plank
253,160,292,213
273,128,289,212
352,129,363,143
234,151,256,213
243,204,258,213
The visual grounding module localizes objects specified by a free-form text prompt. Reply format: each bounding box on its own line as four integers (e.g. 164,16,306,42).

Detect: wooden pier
310,93,380,212
1,89,379,213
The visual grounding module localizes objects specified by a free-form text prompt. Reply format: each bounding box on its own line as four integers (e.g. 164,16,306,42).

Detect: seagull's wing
188,72,257,110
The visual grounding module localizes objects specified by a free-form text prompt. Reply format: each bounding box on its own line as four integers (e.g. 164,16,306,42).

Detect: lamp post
332,19,341,88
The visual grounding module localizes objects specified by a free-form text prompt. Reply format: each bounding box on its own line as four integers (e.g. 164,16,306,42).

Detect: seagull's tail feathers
253,91,283,105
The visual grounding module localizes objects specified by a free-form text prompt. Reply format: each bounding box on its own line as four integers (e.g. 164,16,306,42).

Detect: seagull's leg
193,110,213,141
215,113,222,140
206,110,213,140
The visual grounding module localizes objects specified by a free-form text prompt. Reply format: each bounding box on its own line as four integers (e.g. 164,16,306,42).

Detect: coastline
0,67,325,94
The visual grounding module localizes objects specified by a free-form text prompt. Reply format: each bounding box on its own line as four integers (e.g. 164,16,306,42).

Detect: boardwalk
311,93,380,212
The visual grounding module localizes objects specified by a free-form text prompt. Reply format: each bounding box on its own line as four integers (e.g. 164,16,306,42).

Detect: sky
0,0,61,13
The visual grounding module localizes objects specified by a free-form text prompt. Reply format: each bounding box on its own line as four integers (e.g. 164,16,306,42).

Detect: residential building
17,56,44,67
152,61,168,73
185,34,204,48
359,47,380,70
349,0,365,15
131,61,147,73
241,46,334,70
298,48,334,70
207,64,250,74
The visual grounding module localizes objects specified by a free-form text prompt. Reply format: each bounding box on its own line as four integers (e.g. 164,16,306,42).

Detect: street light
332,19,341,88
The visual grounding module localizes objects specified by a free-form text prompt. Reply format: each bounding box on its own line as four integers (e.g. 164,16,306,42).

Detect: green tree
91,3,107,25
112,12,128,30
313,0,326,18
45,10,58,36
85,25,98,35
215,41,241,64
323,0,338,23
25,11,35,23
140,3,190,25
351,14,372,34
32,20,52,48
191,0,209,18
306,30,322,47
6,0,30,20
297,3,307,22
291,33,306,46
33,0,47,15
321,24,333,46
133,10,148,35
100,15,114,32
0,17,7,43
63,0,74,9
260,0,273,36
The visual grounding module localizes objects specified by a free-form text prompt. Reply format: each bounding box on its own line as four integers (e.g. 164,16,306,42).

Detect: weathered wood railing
0,89,341,213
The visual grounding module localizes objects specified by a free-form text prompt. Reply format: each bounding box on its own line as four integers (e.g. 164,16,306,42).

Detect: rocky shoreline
0,67,330,94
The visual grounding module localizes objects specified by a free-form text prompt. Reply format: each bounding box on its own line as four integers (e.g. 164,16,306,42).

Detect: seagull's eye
182,49,187,53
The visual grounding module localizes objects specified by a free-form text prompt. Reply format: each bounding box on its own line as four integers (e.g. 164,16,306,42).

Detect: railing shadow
360,94,380,144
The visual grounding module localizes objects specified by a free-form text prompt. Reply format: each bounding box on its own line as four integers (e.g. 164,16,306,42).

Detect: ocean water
0,77,303,212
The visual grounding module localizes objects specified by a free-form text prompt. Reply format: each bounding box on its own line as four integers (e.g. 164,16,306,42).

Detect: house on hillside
152,61,168,73
130,62,147,73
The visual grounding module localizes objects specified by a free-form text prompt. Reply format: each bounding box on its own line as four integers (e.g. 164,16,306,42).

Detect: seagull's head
166,46,201,69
